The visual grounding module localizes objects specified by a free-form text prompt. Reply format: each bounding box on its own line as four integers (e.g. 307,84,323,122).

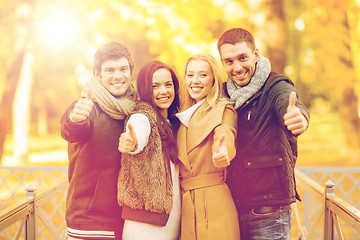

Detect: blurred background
0,0,360,167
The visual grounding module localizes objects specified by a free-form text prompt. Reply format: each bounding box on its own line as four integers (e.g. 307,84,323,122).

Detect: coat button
278,158,283,162
247,162,251,166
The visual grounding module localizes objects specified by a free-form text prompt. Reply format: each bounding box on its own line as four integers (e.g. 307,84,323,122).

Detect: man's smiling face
220,42,259,87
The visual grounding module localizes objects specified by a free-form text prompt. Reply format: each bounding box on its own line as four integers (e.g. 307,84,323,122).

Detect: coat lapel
177,124,192,171
187,102,225,154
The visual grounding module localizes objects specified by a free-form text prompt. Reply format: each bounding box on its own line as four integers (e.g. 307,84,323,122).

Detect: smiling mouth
191,86,203,93
157,97,170,101
111,82,125,86
234,71,247,79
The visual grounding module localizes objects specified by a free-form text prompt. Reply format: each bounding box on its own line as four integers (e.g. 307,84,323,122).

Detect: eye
239,56,247,61
120,67,128,72
105,68,114,73
200,73,207,77
225,60,233,65
186,73,194,78
166,82,174,87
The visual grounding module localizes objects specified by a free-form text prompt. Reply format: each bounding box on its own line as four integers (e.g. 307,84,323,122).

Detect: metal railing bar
295,169,324,196
38,208,61,240
331,212,344,240
0,200,32,230
14,217,26,240
327,197,360,233
294,202,307,239
305,209,323,239
36,181,68,206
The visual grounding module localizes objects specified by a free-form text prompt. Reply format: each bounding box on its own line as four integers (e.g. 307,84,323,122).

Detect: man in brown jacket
61,42,137,239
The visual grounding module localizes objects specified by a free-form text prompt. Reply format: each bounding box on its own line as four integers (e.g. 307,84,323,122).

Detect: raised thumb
287,91,296,112
128,123,136,139
215,134,225,153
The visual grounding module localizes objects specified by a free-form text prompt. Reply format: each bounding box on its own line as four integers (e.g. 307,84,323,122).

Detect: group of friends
60,27,310,240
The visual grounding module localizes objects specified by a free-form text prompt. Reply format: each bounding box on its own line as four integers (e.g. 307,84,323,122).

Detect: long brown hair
137,60,180,163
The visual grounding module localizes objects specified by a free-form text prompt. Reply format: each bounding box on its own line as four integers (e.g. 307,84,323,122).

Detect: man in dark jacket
61,42,137,239
217,28,310,239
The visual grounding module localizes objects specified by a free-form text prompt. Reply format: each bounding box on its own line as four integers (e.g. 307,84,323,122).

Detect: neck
159,109,168,119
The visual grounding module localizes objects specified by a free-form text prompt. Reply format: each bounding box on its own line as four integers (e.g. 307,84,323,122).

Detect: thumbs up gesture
283,91,308,135
71,87,94,123
118,123,138,153
212,134,230,168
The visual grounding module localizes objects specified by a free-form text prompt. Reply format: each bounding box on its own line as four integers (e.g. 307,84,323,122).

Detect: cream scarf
227,55,271,109
82,77,138,120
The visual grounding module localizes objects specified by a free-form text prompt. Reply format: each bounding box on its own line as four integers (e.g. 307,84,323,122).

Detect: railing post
25,185,37,240
324,180,335,240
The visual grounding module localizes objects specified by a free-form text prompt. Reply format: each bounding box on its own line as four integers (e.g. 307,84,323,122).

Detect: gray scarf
227,55,271,109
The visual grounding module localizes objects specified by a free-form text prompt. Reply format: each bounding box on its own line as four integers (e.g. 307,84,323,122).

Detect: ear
94,70,101,78
254,49,260,62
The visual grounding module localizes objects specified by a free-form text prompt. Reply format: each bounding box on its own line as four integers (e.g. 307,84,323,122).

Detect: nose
193,75,201,83
234,60,243,72
159,85,167,94
114,70,123,79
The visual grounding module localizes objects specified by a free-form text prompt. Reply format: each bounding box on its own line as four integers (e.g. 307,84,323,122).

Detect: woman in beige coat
176,54,240,239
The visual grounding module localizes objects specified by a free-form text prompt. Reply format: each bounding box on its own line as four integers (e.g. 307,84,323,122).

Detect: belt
253,206,280,214
180,171,225,192
252,204,291,214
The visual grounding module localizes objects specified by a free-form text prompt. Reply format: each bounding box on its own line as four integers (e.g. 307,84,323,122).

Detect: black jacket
60,102,124,232
225,72,310,211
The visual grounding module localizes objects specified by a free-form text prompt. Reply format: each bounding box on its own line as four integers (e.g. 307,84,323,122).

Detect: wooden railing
295,169,360,239
1,167,360,239
0,181,68,240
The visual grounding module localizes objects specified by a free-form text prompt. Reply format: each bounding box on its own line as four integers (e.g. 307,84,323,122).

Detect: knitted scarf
227,55,271,109
82,77,138,120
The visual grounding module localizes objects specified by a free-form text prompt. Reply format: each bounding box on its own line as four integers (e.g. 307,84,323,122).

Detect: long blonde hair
180,53,229,111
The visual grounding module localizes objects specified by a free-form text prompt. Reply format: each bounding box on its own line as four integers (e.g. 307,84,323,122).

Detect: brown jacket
177,101,240,240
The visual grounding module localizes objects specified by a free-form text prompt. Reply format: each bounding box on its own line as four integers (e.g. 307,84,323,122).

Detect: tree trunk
0,51,25,164
255,0,286,73
338,87,360,149
337,11,360,150
12,52,34,165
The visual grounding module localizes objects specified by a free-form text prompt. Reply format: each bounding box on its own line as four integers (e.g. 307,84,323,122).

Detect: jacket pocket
87,176,101,212
244,155,283,169
244,155,285,197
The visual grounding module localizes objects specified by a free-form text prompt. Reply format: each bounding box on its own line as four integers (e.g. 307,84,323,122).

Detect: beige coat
177,101,240,240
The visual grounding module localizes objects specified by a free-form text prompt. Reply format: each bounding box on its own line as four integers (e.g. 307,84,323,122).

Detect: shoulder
135,102,157,117
266,72,294,88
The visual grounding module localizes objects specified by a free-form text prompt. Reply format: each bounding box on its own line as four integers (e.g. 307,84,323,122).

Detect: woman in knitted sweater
117,60,181,240
176,54,240,239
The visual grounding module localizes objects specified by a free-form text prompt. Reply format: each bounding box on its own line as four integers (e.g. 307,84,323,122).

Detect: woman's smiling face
152,68,175,118
185,60,214,102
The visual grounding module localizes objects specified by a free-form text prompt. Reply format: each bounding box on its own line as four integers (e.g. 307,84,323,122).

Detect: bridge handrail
0,181,68,239
295,168,360,239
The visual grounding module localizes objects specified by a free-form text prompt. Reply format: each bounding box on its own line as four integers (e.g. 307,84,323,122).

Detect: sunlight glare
88,9,104,24
295,18,305,31
95,34,107,44
42,14,77,46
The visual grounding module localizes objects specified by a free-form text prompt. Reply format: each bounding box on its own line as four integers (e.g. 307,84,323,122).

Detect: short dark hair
137,60,180,118
217,28,256,54
93,42,134,75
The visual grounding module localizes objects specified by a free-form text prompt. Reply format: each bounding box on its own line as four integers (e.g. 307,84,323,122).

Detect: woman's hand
212,134,230,168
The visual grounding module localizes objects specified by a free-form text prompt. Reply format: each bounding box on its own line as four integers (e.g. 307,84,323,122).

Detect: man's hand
212,134,230,168
71,88,94,123
283,91,308,135
118,123,138,153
